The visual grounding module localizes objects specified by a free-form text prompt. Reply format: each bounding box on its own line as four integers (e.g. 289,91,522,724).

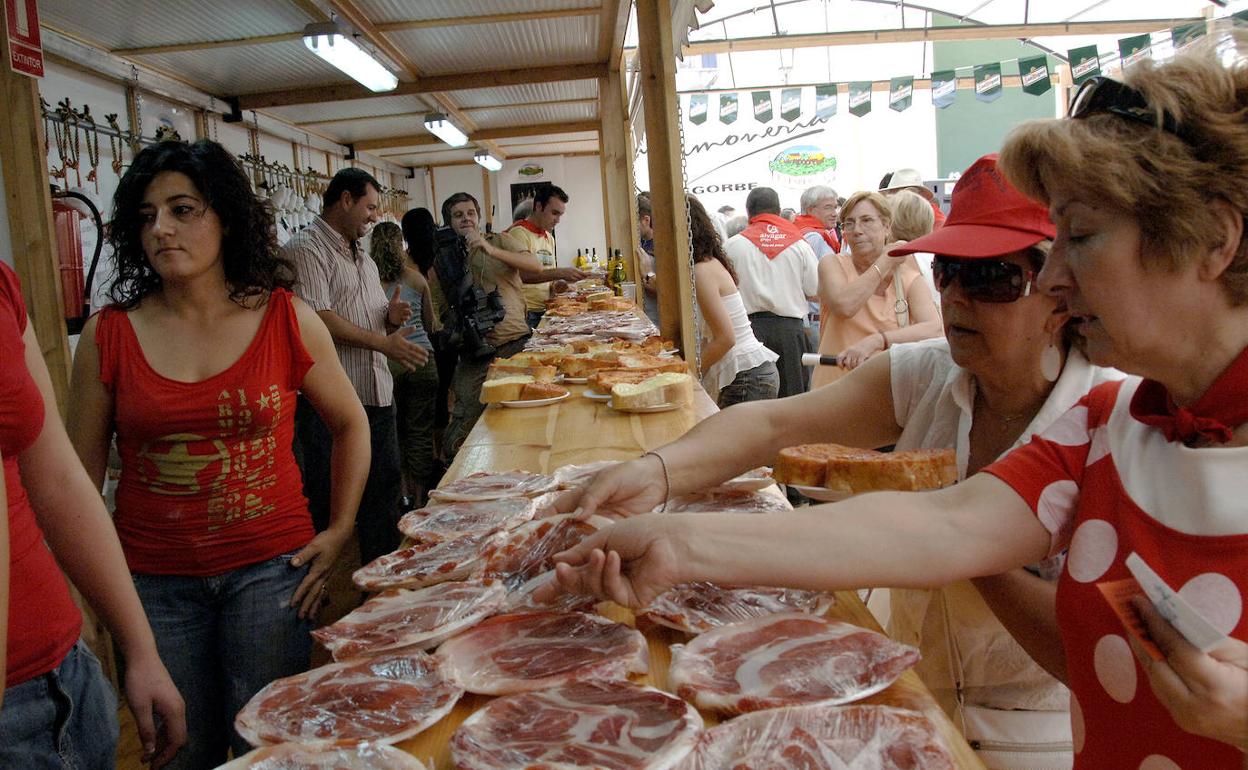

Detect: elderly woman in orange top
812,190,942,388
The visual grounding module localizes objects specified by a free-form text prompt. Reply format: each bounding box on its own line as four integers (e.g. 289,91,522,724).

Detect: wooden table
398,381,986,770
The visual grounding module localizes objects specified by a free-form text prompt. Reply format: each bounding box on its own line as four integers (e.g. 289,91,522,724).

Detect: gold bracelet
871,263,885,280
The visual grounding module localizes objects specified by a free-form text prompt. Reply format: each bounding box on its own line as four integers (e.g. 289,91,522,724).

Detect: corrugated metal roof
130,41,349,96
502,140,601,155
389,17,599,75
359,0,599,24
38,0,310,51
467,102,598,128
376,148,481,165
303,115,429,144
267,96,431,125
451,80,600,109
494,131,599,146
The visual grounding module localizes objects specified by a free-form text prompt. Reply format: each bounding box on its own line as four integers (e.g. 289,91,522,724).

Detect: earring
1041,341,1062,382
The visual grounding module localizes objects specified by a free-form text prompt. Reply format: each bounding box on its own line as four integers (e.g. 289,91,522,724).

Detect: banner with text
931,69,957,108
815,84,838,118
1019,55,1052,96
719,93,738,124
849,81,873,117
781,88,802,122
974,62,1002,103
689,93,708,125
1069,44,1100,85
889,76,914,112
752,90,773,123
1118,34,1151,69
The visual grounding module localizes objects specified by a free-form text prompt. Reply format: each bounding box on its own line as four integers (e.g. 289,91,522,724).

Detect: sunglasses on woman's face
932,256,1035,303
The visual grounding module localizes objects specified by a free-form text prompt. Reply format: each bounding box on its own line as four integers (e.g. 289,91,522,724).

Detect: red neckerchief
930,201,946,229
740,214,805,259
511,218,547,238
1129,344,1248,444
793,214,840,252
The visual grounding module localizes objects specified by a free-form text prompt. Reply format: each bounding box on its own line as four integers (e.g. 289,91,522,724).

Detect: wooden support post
635,0,695,355
599,70,640,282
0,56,72,409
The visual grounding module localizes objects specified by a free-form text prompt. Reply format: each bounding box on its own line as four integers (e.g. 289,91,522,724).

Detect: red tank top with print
0,263,82,687
95,289,316,575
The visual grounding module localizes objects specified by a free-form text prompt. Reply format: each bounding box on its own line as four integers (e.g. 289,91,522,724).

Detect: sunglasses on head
932,257,1035,303
1068,76,1189,142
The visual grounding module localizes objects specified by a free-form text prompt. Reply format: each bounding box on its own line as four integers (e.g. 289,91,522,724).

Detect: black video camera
430,226,506,361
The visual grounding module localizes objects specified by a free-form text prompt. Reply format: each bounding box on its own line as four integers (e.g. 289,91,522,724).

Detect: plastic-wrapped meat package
218,743,429,769
501,570,598,614
553,459,621,490
312,580,507,660
397,498,535,543
642,583,835,635
669,613,919,714
234,652,464,747
676,703,953,770
352,530,501,591
479,514,601,589
452,680,703,770
436,611,649,695
662,489,791,514
429,470,559,502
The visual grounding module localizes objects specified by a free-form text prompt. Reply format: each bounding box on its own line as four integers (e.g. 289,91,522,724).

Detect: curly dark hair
687,194,737,285
106,139,292,308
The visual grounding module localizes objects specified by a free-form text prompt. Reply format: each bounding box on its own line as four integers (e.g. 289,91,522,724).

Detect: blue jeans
0,640,119,770
132,550,312,770
717,361,780,408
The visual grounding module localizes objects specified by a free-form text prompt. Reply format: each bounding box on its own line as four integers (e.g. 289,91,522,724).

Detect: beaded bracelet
643,451,670,512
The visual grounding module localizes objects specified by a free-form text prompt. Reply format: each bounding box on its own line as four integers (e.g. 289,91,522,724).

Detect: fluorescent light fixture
425,113,469,147
474,151,502,172
303,23,397,92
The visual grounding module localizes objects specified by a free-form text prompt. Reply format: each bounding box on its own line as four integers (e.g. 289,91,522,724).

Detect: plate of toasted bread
501,391,570,408
608,400,681,414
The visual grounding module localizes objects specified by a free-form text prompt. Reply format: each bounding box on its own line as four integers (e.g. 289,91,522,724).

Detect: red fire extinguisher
50,188,103,334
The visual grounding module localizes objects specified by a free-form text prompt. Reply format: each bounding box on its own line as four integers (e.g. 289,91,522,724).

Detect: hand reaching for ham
555,455,669,519
289,525,351,619
547,514,685,608
1129,595,1248,751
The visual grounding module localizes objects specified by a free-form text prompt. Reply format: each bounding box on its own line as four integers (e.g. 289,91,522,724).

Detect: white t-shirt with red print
984,377,1248,770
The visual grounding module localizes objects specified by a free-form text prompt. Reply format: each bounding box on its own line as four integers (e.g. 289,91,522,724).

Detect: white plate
720,469,775,492
657,349,678,358
500,392,570,408
583,389,612,401
609,400,681,414
786,485,852,502
562,376,589,384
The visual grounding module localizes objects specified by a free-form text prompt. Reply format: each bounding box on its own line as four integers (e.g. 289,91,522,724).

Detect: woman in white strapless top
687,195,779,407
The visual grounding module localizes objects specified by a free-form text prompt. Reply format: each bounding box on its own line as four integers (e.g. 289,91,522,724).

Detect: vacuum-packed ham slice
313,580,507,661
396,498,535,543
669,613,919,714
675,703,954,770
553,459,620,489
352,530,501,591
436,611,649,695
662,489,790,514
452,680,702,770
501,570,598,614
218,743,429,769
642,583,835,635
234,652,463,747
479,514,601,588
429,470,559,502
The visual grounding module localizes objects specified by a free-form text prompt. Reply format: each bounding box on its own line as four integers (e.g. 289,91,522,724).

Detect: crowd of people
0,34,1244,770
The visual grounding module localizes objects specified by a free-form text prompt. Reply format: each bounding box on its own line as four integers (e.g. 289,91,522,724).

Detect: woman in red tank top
67,140,370,769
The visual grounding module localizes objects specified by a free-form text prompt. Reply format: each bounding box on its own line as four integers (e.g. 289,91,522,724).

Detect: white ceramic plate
500,392,570,408
562,376,589,384
719,469,775,492
609,400,681,414
785,485,852,503
583,389,612,401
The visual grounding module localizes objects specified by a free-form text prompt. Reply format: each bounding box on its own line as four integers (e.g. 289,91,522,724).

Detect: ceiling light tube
303,23,397,92
425,113,469,147
474,151,502,172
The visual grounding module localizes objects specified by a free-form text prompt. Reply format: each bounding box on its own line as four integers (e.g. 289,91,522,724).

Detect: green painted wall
932,14,1059,178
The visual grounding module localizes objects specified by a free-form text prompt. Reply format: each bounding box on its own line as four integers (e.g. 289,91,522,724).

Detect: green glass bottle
610,250,627,296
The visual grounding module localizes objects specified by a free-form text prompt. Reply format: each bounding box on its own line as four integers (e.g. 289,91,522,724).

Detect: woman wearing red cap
551,38,1248,767
551,153,1119,766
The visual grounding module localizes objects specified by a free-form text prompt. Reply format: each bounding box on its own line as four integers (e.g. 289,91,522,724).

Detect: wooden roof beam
236,63,609,109
679,18,1202,56
354,120,601,151
111,32,305,56
607,0,633,70
377,8,600,32
294,98,599,127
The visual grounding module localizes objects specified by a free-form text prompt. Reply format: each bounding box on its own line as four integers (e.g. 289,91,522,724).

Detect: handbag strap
892,268,910,327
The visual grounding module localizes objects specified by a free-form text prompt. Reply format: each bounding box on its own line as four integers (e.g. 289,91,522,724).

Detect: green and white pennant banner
688,93,708,124
1068,44,1100,85
719,93,738,124
1019,55,1051,96
931,70,957,108
974,62,1002,103
752,90,773,123
1118,34,1151,69
1172,21,1206,52
848,81,873,117
889,76,913,112
815,84,837,118
781,88,802,122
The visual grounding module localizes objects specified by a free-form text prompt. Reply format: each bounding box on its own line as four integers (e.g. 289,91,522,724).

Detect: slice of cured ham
234,652,463,747
668,613,919,714
436,611,649,695
479,514,600,589
396,498,535,543
219,743,429,769
312,580,507,661
452,680,703,770
552,459,620,489
642,583,834,635
352,530,501,592
675,703,954,770
429,470,559,502
501,570,598,615
662,489,790,514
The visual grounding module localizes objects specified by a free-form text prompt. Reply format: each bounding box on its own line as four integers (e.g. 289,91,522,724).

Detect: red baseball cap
889,154,1055,258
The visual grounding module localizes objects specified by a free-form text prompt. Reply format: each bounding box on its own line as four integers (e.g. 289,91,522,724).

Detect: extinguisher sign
5,0,43,78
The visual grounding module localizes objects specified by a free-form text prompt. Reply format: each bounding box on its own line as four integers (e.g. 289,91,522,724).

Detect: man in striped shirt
284,167,428,565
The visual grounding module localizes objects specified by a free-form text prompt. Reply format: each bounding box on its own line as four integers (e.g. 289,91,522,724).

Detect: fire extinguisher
50,187,103,335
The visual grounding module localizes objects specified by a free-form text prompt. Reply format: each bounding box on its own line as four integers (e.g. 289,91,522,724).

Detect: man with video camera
432,192,543,456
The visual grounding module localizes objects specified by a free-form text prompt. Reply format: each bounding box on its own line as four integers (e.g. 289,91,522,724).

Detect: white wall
432,164,485,224
489,154,606,268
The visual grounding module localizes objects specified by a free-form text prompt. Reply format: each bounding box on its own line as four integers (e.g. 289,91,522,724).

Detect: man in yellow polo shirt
507,185,585,327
